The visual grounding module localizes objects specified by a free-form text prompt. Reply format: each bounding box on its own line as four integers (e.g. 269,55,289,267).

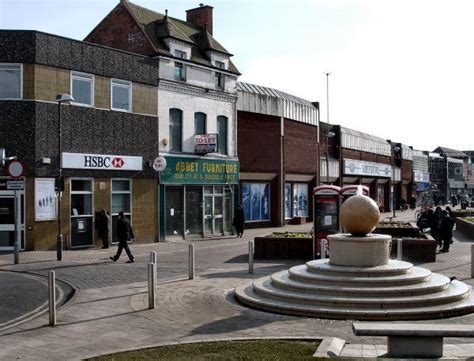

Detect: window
111,79,131,112
70,179,94,248
285,183,292,219
174,62,185,81
0,64,22,99
217,115,227,155
215,61,225,69
242,183,270,222
169,108,183,152
174,50,187,59
194,112,206,135
215,72,223,89
111,179,132,244
292,183,308,217
71,71,94,106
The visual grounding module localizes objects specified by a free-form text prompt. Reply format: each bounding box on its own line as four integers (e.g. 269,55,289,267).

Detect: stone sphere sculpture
340,193,380,236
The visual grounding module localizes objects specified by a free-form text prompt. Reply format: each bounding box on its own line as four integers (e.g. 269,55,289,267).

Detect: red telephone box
312,185,341,256
340,185,369,203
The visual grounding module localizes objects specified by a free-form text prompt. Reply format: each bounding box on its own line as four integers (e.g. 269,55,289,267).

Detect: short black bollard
56,234,63,261
188,244,195,280
248,241,254,274
49,271,56,326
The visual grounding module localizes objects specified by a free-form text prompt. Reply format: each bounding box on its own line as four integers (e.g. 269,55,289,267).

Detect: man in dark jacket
98,209,110,249
440,210,454,253
110,211,135,263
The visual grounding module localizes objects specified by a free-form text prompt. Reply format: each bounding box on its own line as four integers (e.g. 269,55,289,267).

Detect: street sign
153,156,167,172
6,160,25,178
7,180,24,190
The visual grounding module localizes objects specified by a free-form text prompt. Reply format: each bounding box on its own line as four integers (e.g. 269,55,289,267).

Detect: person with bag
110,211,135,263
439,210,454,253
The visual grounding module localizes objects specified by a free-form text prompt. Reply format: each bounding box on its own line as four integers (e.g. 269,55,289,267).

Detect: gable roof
432,146,468,158
124,1,239,74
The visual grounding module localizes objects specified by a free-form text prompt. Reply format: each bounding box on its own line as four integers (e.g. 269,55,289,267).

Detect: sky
1,0,473,152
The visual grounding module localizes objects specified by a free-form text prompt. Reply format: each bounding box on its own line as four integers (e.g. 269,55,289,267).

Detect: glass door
203,186,224,236
70,179,94,248
0,192,24,250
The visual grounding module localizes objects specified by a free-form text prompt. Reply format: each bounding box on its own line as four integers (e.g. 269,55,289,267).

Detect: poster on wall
35,178,57,221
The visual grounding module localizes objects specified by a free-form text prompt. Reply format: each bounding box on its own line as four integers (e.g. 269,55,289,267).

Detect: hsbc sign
62,152,142,171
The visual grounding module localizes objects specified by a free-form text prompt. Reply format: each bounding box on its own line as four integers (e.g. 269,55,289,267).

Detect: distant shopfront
159,155,239,240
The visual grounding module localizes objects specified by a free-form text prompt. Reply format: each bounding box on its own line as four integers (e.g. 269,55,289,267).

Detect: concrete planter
390,235,437,263
254,235,313,260
456,218,474,239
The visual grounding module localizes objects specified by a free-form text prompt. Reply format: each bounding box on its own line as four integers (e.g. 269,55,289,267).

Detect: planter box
291,216,307,225
374,223,422,238
453,210,474,218
254,235,313,260
390,235,437,263
456,218,474,239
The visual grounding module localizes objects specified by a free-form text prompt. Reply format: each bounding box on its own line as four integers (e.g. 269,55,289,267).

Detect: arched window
217,115,228,155
194,112,206,135
169,108,183,152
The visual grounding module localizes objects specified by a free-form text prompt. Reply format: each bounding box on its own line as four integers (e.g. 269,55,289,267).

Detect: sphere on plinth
340,194,380,236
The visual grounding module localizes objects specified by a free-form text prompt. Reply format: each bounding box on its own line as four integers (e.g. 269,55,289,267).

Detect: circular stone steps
234,259,474,320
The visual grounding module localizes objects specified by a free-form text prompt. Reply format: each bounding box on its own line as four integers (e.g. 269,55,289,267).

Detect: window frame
174,49,187,59
70,71,94,107
110,178,133,244
0,63,23,100
217,115,228,155
174,62,185,81
242,182,271,222
214,72,223,90
169,108,183,152
215,61,225,69
194,112,207,135
110,78,132,112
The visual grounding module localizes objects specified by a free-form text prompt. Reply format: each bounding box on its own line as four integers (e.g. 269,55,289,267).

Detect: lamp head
56,94,74,103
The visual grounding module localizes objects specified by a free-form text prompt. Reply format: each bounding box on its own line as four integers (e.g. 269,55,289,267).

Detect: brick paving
0,209,473,359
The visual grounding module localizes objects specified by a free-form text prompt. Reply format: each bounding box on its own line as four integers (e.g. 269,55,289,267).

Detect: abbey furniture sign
62,153,142,171
344,159,392,178
161,156,239,184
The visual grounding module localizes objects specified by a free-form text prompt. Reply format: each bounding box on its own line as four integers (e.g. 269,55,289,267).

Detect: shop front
159,156,239,240
0,178,25,251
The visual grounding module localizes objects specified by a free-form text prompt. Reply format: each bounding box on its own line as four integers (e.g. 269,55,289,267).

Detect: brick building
236,82,319,227
0,30,159,251
86,1,241,240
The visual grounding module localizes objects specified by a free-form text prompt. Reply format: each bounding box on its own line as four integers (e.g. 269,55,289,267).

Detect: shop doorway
70,179,94,248
0,191,24,250
204,186,224,236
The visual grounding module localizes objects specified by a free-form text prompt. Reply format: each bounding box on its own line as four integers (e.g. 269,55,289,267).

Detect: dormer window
174,50,187,59
215,61,225,69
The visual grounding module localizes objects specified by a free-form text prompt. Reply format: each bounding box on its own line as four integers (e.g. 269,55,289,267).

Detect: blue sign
416,182,431,192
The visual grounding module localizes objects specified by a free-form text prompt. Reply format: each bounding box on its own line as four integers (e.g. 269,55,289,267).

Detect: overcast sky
1,0,472,152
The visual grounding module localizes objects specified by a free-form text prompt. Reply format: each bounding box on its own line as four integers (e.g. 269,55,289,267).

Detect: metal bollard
248,241,254,274
320,239,326,260
188,244,195,280
49,271,56,326
397,239,403,260
149,251,157,280
13,242,20,264
148,263,155,309
56,234,63,261
471,245,474,278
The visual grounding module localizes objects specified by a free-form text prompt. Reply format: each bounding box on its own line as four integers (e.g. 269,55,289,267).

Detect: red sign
112,157,124,168
194,133,218,154
6,160,25,178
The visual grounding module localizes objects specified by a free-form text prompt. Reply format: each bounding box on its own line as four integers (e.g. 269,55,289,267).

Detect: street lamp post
324,72,335,185
392,146,400,218
56,94,74,261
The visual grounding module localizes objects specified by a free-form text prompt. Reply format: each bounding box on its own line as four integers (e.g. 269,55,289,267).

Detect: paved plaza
1,209,474,360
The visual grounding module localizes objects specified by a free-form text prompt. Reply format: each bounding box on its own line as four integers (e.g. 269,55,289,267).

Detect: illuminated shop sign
161,156,239,184
62,153,143,171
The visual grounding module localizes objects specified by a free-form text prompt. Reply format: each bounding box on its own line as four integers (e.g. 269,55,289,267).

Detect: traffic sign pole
13,190,20,264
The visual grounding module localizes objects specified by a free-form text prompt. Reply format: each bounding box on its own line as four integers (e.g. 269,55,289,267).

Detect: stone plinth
328,233,392,267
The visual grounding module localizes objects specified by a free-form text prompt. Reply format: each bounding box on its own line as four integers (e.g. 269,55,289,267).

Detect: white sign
324,215,332,226
62,153,142,171
344,159,392,177
35,178,57,221
194,133,218,154
7,180,24,190
413,170,430,182
153,156,167,172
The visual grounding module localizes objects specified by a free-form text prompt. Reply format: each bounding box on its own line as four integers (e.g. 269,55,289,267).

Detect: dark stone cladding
0,101,159,178
0,30,159,86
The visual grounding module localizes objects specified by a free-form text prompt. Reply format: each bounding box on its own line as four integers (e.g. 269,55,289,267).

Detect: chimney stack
186,4,213,35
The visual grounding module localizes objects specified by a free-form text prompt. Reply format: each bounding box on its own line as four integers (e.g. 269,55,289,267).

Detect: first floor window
215,72,223,89
217,115,227,155
194,112,206,135
174,62,185,81
111,79,131,112
0,64,22,99
292,183,308,217
71,71,94,106
285,183,291,219
242,182,270,221
169,108,183,152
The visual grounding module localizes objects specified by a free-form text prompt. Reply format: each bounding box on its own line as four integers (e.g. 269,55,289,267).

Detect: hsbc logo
61,153,142,171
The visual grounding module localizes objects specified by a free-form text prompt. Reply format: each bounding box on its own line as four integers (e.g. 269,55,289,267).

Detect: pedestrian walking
110,211,135,263
409,195,416,210
428,207,442,248
400,198,407,212
439,210,454,253
232,204,245,238
98,209,110,249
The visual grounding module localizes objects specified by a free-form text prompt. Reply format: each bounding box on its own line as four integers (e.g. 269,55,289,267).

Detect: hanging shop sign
194,133,218,154
35,178,57,221
414,170,430,183
62,153,142,171
161,156,239,185
344,159,392,178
